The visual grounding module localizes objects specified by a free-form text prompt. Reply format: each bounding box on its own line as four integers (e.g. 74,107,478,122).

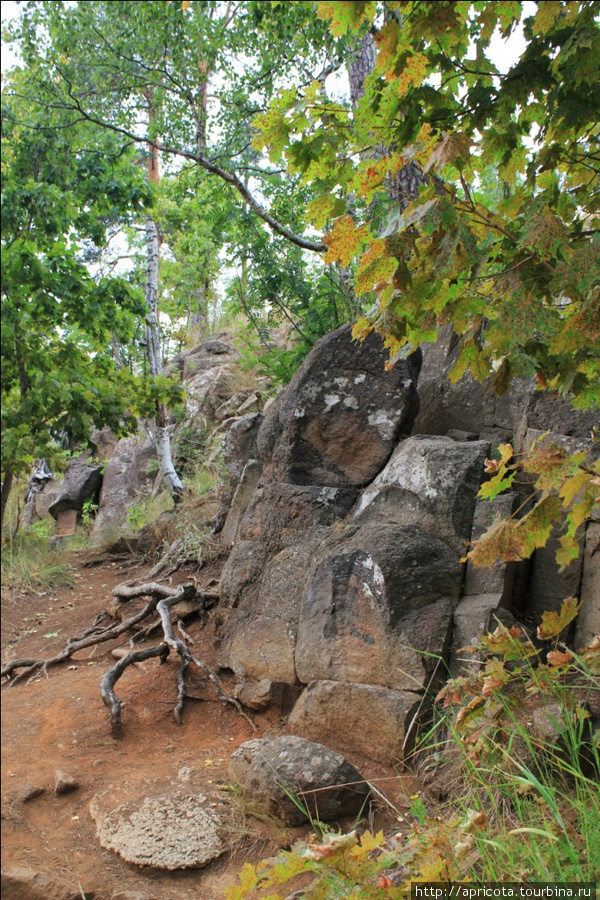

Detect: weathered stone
531,703,566,742
221,413,263,490
295,524,461,690
111,892,155,900
411,326,519,442
575,522,600,649
55,508,78,537
90,425,117,461
513,395,600,455
219,539,269,612
54,770,79,795
19,784,45,803
258,324,421,486
90,435,157,544
48,456,103,519
0,867,87,900
90,792,225,869
527,528,585,623
287,681,421,764
234,679,285,711
412,327,598,452
352,436,490,553
222,542,315,683
451,593,507,676
221,460,263,544
229,736,370,826
238,481,357,550
464,494,518,597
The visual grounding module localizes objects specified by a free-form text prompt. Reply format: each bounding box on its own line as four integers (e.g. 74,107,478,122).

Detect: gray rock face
90,793,225,870
351,436,490,552
287,681,421,763
221,413,263,491
463,494,519,598
411,326,598,451
90,435,156,543
221,542,315,683
229,736,370,826
295,525,460,690
258,324,421,486
47,456,103,519
575,522,600,649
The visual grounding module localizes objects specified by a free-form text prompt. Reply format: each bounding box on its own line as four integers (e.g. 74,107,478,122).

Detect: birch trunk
145,215,185,501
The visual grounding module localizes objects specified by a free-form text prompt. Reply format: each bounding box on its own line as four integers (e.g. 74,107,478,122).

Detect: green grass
1,528,76,590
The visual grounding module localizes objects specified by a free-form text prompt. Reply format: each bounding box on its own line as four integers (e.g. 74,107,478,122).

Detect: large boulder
287,681,421,764
47,456,103,520
257,324,421,486
295,525,460,690
221,541,316,684
351,435,490,553
237,481,357,551
229,736,370,826
90,435,157,544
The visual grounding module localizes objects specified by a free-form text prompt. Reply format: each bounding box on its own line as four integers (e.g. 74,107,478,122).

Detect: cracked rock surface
90,792,225,869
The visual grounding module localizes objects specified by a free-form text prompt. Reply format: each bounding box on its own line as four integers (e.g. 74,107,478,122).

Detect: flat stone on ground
90,792,225,870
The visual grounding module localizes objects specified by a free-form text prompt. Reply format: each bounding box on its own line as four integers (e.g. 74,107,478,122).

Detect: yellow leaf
537,597,581,641
323,215,369,267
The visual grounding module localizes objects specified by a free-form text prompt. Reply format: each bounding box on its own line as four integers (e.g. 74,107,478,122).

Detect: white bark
145,216,163,378
155,425,185,498
145,215,185,499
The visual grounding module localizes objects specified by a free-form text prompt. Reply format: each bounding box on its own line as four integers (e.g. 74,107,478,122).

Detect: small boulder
229,735,370,826
54,770,79,795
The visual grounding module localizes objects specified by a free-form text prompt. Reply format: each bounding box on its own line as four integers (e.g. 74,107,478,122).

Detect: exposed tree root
2,579,255,738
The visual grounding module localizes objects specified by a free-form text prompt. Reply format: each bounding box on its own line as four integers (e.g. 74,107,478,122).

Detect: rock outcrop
216,323,598,763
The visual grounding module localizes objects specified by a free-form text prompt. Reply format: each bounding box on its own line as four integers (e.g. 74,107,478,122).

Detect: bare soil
1,555,418,900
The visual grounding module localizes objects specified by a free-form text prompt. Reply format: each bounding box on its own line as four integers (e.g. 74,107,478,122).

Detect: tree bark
144,215,185,501
349,29,427,212
1,468,14,534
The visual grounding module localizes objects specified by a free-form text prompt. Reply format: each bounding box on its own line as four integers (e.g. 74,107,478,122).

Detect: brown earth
1,555,419,900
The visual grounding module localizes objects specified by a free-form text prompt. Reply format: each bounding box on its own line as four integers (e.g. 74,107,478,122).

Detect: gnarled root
2,579,255,737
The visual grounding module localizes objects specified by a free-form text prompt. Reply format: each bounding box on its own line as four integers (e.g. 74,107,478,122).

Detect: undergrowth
1,524,76,590
226,599,600,898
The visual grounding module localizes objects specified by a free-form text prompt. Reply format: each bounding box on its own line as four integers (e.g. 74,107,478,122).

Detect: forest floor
1,554,419,900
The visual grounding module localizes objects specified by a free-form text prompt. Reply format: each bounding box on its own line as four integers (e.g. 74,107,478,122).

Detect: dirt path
1,557,417,900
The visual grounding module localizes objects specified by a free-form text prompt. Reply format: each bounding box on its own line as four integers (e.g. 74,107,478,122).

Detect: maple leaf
425,132,472,173
323,215,369,267
537,597,581,641
317,1,376,35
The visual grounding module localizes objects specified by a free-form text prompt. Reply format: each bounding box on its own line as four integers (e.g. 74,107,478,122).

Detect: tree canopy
2,0,598,555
